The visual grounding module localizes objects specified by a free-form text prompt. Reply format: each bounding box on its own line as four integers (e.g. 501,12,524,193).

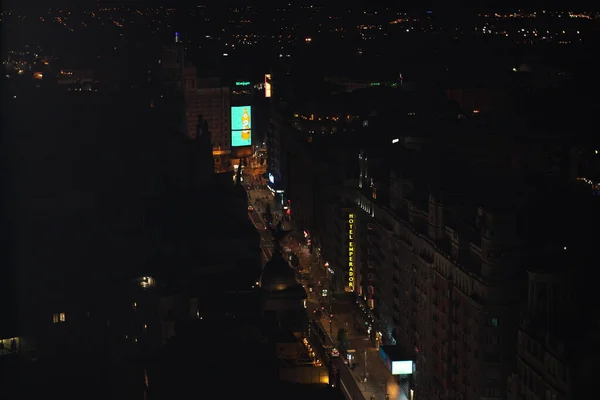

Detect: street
246,182,407,400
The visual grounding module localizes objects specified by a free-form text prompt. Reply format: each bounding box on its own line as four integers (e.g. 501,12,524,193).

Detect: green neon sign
236,81,250,86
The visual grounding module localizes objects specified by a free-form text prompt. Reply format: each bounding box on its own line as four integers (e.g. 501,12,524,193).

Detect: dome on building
260,251,297,291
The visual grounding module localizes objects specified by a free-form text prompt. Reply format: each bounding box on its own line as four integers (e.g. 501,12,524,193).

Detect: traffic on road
246,177,405,400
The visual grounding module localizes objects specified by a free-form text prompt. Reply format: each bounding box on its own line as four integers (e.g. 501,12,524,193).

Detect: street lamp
324,262,333,337
364,349,368,390
383,378,389,400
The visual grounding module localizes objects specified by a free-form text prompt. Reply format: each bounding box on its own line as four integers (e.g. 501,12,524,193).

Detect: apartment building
353,145,530,400
185,78,232,172
506,249,598,400
268,103,293,195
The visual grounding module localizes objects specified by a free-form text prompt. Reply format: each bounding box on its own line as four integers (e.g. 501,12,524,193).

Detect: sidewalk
280,223,406,400
335,312,407,400
317,310,405,400
248,191,405,400
248,187,281,219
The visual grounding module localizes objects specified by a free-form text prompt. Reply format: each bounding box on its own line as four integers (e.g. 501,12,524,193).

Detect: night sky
3,0,599,11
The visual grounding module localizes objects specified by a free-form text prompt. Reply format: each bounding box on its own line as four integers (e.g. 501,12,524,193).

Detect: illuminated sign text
348,213,355,291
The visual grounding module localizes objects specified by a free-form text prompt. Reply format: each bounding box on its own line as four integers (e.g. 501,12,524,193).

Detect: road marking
341,379,353,400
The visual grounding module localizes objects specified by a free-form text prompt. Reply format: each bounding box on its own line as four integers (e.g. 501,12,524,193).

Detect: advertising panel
392,360,414,375
348,213,355,291
231,106,252,147
379,347,414,375
231,106,252,131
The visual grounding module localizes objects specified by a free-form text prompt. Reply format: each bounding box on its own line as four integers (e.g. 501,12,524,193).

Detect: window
488,317,499,327
53,313,66,323
487,334,500,345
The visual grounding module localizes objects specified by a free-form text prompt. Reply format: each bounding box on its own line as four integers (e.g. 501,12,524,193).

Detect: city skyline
2,1,598,400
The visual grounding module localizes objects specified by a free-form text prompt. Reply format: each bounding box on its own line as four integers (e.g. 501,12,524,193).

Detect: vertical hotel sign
348,213,355,291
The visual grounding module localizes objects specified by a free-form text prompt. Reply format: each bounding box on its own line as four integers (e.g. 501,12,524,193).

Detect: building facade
507,259,598,400
268,102,293,197
351,151,524,400
187,78,232,172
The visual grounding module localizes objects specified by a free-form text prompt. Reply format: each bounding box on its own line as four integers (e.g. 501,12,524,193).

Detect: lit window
53,313,66,323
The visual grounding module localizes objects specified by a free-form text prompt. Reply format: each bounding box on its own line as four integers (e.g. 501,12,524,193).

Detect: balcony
418,250,434,266
367,234,379,245
378,220,394,235
367,223,383,239
396,233,414,250
367,247,382,261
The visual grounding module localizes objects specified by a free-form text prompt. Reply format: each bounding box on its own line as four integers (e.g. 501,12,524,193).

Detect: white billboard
392,360,414,375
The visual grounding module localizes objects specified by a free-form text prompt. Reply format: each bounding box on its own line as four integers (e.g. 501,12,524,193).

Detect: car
248,205,254,211
330,348,340,358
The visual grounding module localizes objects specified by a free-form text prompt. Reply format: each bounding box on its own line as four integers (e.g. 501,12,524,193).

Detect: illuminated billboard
348,213,355,291
265,74,272,98
379,346,414,375
231,106,252,147
392,361,414,375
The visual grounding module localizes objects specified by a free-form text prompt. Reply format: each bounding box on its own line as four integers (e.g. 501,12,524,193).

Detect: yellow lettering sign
348,212,356,291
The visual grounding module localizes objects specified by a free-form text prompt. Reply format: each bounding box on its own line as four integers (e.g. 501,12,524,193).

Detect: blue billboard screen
232,129,252,147
231,106,252,131
231,106,252,147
